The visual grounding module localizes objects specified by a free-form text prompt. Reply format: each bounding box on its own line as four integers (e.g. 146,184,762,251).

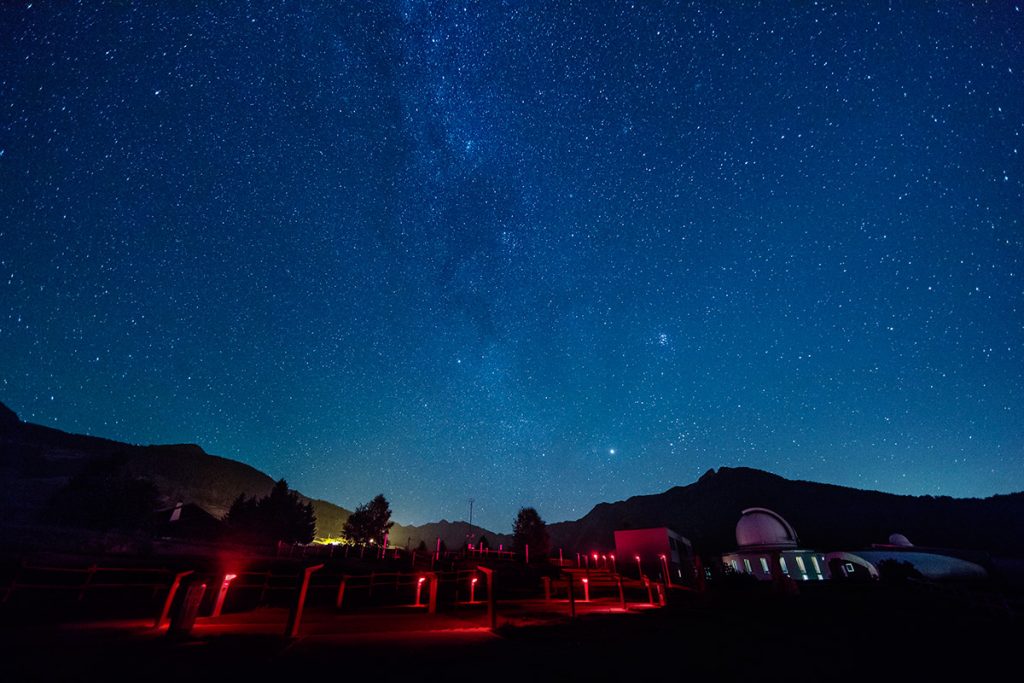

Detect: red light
418,577,426,583
223,573,237,582
582,578,588,583
471,578,478,584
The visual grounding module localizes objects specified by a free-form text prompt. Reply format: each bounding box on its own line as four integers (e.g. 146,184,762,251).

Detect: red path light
212,573,238,617
415,576,427,606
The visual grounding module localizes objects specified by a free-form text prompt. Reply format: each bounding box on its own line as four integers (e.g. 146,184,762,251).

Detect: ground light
415,577,426,606
211,574,237,617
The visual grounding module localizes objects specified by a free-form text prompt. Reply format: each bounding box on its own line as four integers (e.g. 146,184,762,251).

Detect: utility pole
467,498,475,547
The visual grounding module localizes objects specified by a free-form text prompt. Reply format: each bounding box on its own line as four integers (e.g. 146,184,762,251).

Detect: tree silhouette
342,493,394,546
513,507,549,559
225,479,315,545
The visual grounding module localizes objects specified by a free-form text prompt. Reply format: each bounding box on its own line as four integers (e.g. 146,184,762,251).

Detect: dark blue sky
2,1,1021,532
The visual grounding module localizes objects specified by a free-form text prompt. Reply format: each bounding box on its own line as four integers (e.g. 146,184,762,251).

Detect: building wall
614,528,694,584
722,549,830,581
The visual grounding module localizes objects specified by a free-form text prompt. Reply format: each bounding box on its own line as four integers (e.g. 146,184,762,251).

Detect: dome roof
735,507,799,548
888,533,913,547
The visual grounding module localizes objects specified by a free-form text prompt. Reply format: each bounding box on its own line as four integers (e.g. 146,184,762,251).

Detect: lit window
811,556,821,574
795,556,806,573
743,559,752,574
779,557,789,574
731,560,739,572
759,557,770,574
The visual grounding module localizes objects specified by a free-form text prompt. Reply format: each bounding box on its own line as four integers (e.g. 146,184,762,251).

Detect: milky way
1,2,1022,531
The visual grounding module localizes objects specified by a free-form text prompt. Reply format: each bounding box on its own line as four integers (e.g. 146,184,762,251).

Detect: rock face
547,467,1024,557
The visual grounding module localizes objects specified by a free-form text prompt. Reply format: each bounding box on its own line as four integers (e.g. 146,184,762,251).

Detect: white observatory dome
735,508,799,548
888,533,913,547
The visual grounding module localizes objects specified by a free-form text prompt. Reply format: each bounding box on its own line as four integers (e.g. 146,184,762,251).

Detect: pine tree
225,480,315,545
513,507,549,560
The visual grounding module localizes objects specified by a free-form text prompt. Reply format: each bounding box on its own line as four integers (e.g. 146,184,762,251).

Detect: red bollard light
582,577,590,602
211,573,237,617
415,576,426,606
470,576,478,603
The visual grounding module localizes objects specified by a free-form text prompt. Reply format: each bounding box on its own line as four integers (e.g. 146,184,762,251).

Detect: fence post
336,575,348,609
567,575,576,619
477,566,496,630
542,576,551,601
285,564,324,639
168,580,206,638
428,573,439,615
211,573,237,617
154,570,193,628
617,576,626,610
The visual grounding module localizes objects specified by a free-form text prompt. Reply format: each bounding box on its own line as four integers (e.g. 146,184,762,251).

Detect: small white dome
735,508,798,548
888,533,913,547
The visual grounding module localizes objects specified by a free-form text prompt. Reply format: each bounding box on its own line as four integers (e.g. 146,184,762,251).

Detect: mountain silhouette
547,466,1024,557
3,402,1021,557
0,401,511,547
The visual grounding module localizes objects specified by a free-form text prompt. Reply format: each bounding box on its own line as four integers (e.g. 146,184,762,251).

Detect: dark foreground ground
4,584,1020,682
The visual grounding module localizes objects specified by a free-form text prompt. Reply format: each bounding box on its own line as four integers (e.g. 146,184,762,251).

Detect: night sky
2,2,1022,532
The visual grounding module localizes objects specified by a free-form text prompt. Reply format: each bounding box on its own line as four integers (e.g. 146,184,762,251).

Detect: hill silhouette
0,402,511,546
0,402,351,536
3,402,1021,557
548,466,1024,556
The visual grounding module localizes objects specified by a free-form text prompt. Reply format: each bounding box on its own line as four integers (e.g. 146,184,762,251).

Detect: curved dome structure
888,533,913,547
735,507,799,548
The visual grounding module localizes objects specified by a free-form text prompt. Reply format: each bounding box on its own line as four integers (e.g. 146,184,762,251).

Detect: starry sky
2,1,1022,532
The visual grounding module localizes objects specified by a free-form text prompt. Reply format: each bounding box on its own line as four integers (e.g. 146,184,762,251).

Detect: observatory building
721,508,829,581
826,534,989,581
